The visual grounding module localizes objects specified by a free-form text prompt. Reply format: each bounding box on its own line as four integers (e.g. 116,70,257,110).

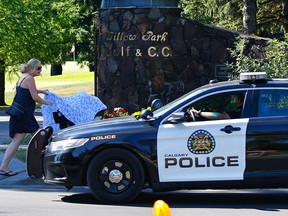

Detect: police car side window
258,89,288,117
186,92,246,121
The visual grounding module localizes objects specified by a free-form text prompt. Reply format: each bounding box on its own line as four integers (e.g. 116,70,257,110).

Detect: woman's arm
199,111,230,120
37,89,49,94
189,108,230,120
25,76,52,105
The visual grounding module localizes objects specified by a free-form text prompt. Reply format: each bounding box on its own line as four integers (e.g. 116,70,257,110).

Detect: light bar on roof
240,72,267,81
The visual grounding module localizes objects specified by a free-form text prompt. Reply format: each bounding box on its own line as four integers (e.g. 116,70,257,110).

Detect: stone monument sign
97,0,265,112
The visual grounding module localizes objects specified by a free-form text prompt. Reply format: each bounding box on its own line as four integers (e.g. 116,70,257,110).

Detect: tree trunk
283,0,288,33
50,64,63,76
0,59,6,106
94,17,99,97
243,0,257,34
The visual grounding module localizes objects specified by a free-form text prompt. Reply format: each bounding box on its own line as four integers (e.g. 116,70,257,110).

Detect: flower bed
103,107,151,118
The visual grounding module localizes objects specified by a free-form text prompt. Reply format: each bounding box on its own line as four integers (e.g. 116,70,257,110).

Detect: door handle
220,125,241,134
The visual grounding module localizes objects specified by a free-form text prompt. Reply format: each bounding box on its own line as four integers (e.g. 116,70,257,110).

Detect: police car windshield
153,88,206,118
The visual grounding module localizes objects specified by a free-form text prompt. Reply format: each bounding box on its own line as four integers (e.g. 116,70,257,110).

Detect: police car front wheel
87,148,145,204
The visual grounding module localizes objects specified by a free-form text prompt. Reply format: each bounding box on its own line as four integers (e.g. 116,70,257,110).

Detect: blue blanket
42,91,107,132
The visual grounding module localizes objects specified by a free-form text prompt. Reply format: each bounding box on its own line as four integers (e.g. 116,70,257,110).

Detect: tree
257,0,287,37
179,0,243,32
72,0,101,70
283,1,288,33
243,0,257,34
227,37,288,78
179,0,213,23
179,0,288,37
0,0,80,105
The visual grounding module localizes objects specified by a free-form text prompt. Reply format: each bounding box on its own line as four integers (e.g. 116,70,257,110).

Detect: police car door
157,92,249,183
246,88,288,174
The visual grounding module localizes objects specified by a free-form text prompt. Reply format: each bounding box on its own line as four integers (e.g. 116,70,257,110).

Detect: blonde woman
0,59,52,176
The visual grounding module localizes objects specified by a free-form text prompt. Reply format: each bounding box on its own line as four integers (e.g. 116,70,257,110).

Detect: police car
27,72,288,204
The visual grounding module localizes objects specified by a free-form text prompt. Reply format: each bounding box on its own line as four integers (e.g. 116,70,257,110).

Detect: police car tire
87,148,145,204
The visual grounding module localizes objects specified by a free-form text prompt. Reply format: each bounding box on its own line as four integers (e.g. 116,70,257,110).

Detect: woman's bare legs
0,133,26,172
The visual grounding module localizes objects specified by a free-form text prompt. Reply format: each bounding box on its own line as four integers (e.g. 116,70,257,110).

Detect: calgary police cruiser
27,72,288,204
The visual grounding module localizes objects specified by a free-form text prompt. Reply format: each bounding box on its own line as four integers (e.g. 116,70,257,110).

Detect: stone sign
215,64,233,80
97,7,267,113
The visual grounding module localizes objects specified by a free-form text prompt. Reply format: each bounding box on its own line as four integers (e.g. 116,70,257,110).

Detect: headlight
48,138,89,153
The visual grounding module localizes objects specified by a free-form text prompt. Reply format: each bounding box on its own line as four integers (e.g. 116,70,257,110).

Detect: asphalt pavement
0,109,45,185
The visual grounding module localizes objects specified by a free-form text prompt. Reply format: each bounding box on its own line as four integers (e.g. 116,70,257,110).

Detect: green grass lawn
3,61,95,107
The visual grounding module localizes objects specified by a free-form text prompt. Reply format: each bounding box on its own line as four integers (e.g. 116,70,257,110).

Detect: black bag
53,110,75,129
5,101,27,119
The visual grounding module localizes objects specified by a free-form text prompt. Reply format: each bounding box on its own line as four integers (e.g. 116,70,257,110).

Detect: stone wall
97,8,266,113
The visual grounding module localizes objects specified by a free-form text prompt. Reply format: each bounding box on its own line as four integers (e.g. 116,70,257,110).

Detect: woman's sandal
0,170,18,176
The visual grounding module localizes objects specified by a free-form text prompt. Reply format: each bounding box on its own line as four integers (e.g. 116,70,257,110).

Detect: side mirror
140,109,154,120
167,112,186,124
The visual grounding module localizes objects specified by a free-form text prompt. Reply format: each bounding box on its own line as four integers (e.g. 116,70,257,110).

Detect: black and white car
27,72,288,204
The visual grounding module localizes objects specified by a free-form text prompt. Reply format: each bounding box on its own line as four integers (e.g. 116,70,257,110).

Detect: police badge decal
187,130,216,154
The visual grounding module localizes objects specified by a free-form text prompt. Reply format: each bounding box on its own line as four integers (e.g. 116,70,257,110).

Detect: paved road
1,186,288,215
0,109,44,185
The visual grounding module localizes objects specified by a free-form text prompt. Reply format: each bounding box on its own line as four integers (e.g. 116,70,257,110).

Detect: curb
0,145,27,150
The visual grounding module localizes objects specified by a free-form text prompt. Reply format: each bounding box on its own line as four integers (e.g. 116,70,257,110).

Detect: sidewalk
0,110,45,185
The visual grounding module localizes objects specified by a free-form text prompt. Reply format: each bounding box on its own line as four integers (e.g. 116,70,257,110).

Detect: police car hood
52,116,146,140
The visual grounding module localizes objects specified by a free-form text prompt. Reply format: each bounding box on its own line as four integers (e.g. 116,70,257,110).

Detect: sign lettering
104,31,172,58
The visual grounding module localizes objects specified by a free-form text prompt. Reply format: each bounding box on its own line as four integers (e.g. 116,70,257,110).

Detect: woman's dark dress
9,83,39,138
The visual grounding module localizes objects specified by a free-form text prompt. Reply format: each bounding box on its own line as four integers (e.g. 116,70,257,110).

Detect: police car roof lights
240,72,267,82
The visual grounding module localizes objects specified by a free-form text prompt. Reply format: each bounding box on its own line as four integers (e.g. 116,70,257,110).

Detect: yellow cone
153,200,171,216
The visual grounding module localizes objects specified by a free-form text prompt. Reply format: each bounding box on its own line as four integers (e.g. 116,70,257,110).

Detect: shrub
227,36,288,79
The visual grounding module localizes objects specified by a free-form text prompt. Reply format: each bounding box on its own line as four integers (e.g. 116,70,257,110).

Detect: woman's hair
19,59,41,73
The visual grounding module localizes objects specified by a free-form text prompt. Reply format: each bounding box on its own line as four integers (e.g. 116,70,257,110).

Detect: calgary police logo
187,130,216,154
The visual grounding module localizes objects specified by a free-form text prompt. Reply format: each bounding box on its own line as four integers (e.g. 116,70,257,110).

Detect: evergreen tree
179,0,288,37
